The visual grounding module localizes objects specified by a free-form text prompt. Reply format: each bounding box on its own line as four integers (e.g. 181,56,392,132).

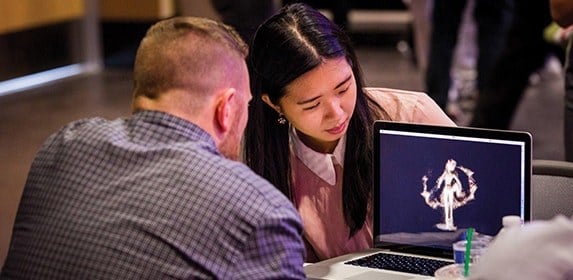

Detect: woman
243,3,455,262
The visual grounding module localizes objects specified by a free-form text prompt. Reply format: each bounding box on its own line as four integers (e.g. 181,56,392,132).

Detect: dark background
377,133,525,237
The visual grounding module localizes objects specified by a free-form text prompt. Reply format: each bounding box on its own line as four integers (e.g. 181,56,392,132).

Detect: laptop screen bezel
372,120,532,257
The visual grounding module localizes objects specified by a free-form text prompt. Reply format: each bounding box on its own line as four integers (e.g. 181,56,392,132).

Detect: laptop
304,121,532,279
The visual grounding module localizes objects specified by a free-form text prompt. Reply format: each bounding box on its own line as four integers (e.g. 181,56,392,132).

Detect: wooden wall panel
0,0,84,34
99,0,175,21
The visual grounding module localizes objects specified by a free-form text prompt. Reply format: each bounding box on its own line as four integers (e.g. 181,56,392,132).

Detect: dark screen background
377,132,524,240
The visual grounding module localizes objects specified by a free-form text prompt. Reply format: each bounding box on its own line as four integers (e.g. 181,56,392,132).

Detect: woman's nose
324,99,344,118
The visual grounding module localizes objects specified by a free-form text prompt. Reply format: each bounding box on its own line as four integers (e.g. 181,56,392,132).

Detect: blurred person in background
550,0,573,161
425,0,514,117
404,0,480,125
470,0,564,130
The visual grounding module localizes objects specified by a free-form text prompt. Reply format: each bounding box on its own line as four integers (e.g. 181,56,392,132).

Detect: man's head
132,17,250,160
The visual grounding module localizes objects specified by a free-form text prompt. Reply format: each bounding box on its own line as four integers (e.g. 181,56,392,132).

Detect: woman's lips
326,119,348,135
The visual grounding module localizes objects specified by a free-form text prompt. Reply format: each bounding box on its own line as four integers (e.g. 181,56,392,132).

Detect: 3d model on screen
420,159,478,230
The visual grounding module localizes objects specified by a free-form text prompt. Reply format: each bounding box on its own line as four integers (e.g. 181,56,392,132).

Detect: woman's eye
303,103,320,110
338,85,350,95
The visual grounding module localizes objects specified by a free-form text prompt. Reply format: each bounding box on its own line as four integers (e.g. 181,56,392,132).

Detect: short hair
133,17,248,103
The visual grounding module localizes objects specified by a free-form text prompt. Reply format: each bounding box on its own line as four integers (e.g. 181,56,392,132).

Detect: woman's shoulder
364,87,455,126
365,87,429,103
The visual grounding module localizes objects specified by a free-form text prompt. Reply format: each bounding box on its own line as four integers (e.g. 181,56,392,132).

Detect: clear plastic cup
434,263,471,280
452,239,488,264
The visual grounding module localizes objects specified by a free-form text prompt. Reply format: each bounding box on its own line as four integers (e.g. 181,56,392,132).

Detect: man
469,0,563,130
1,17,305,279
551,0,573,161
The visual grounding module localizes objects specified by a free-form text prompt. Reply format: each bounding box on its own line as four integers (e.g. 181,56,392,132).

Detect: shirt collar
134,110,217,151
290,126,346,185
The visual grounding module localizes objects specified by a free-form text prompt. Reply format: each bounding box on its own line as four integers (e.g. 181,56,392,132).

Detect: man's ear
261,94,281,114
215,88,235,134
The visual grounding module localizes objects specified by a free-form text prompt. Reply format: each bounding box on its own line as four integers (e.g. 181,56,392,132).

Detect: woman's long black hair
243,3,391,236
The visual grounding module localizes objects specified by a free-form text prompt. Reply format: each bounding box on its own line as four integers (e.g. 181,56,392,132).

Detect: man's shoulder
56,117,122,138
209,159,295,210
213,160,283,195
38,117,115,148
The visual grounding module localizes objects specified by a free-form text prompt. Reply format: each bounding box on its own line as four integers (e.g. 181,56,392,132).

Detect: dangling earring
277,114,287,125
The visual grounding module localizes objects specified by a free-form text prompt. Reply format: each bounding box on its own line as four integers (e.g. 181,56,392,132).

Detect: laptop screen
373,121,531,253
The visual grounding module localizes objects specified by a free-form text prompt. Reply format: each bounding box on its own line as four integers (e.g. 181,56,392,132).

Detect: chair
531,159,573,220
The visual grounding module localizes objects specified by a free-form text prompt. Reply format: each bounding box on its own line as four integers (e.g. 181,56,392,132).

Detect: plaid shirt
1,110,305,279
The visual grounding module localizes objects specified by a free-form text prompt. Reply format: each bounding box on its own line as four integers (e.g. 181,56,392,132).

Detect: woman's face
268,56,357,153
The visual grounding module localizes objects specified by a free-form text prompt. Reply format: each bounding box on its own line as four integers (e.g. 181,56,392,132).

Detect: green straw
464,227,474,277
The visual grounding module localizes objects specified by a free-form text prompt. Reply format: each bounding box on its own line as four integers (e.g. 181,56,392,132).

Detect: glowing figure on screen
420,159,477,231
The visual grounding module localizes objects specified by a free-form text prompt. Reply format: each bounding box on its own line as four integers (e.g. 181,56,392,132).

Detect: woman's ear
261,94,281,114
215,88,236,134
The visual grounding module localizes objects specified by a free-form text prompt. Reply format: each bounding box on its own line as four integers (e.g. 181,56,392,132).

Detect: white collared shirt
289,126,346,185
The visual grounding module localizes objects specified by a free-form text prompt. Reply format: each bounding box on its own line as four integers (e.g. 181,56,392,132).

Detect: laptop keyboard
345,252,453,276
